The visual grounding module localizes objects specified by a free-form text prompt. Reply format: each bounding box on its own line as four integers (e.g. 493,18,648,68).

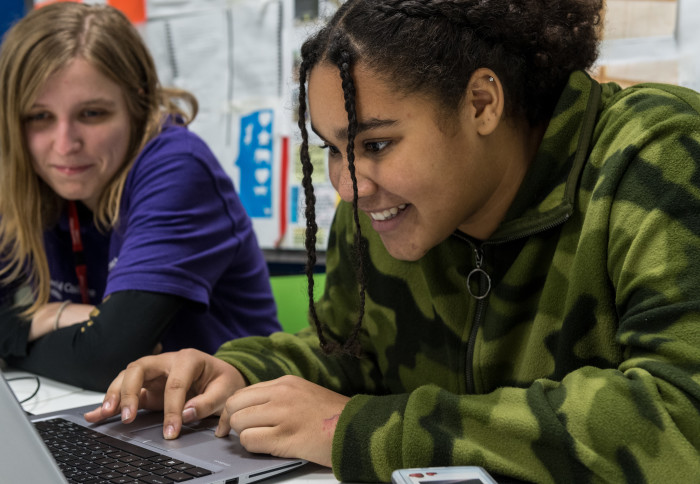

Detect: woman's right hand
83,348,246,440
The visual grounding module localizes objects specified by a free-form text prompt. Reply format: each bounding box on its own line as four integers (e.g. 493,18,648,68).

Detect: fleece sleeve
214,205,386,396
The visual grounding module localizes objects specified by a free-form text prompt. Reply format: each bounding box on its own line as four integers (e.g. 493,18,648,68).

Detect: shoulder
586,82,700,226
592,82,700,166
119,124,242,216
137,123,217,167
126,123,231,188
599,81,700,128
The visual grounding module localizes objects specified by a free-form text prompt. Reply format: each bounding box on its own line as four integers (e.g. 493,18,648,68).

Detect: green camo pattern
215,71,700,482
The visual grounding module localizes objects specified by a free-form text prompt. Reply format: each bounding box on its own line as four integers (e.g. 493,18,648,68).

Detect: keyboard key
154,467,177,476
185,466,212,477
127,470,151,479
149,454,172,463
164,472,195,482
116,465,140,475
95,435,158,458
109,477,139,483
140,475,176,484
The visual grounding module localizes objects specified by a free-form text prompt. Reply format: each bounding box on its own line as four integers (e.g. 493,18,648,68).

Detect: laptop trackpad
128,418,219,451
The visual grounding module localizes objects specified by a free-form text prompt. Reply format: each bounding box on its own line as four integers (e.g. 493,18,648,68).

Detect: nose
53,120,82,155
335,158,375,203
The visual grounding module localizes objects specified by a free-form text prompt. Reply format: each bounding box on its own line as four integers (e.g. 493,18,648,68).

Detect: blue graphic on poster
290,186,299,224
236,109,274,218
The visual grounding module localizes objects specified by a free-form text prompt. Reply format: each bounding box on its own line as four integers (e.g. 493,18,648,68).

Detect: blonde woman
0,3,280,391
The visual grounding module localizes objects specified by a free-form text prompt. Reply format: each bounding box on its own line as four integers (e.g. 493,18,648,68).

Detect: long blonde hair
0,2,198,316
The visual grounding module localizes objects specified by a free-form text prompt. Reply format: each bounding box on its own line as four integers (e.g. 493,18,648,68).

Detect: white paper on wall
140,0,299,248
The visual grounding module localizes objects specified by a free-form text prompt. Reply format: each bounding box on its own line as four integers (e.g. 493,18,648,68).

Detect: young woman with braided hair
86,0,700,481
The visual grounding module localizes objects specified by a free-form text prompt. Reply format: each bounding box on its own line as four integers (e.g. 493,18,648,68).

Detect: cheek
24,130,44,161
98,125,130,166
327,159,342,191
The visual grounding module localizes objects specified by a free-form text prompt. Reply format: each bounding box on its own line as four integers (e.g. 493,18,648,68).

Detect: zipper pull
467,246,491,300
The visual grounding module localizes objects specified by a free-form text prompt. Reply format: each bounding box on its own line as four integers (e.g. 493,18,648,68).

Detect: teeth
370,204,406,221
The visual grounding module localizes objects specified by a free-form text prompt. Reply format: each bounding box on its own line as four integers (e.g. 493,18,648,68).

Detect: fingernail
164,424,176,440
182,407,197,423
121,407,131,422
215,423,227,438
102,400,112,412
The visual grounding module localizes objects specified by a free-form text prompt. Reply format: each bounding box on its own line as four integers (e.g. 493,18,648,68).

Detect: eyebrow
311,118,398,142
30,98,118,109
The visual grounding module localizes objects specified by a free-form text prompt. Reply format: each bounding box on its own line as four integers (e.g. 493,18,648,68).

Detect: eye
23,112,51,124
364,140,391,153
81,109,107,120
320,143,341,157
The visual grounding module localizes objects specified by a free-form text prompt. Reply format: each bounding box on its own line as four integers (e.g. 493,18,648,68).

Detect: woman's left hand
216,375,350,468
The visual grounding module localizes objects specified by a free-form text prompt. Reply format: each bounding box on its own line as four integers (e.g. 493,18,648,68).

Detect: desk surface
2,367,339,484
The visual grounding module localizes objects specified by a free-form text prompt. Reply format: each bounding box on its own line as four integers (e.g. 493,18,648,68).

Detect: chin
383,239,427,262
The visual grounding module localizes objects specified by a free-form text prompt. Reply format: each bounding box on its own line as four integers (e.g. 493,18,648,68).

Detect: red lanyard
67,201,90,304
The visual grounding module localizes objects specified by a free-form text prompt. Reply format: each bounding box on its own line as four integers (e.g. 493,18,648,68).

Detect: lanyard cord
67,201,90,304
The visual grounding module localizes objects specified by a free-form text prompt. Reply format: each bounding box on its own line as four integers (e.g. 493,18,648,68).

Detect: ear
464,68,504,136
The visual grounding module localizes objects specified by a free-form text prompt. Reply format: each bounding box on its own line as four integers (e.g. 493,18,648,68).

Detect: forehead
307,62,439,139
33,57,123,105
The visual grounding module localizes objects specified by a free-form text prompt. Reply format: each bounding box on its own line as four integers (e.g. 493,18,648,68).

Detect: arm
1,299,91,358
211,204,385,394
8,290,185,391
28,301,94,341
105,127,279,346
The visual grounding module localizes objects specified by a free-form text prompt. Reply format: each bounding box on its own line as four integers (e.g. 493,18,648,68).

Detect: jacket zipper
465,244,488,394
456,213,572,394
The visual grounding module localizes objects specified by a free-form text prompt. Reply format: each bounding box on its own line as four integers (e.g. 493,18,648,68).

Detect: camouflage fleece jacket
214,71,700,483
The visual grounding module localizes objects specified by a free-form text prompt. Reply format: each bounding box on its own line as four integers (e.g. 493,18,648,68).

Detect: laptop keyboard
35,417,213,484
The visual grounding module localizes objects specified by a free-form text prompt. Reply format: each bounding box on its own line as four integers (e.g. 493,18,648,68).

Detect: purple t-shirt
41,123,281,353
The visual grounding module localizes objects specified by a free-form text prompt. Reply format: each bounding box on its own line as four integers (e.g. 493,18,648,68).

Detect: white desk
2,367,339,484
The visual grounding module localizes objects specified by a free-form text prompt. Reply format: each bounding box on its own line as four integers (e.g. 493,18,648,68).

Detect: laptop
0,372,306,484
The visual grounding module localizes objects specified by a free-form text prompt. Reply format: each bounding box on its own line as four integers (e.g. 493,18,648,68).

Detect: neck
80,197,97,213
459,118,547,240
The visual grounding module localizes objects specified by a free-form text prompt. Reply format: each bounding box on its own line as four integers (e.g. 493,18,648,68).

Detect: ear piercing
488,76,494,82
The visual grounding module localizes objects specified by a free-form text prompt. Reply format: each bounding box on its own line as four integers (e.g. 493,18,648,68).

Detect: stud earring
488,76,494,82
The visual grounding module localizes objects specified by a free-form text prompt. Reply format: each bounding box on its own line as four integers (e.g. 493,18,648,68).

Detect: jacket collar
485,71,602,243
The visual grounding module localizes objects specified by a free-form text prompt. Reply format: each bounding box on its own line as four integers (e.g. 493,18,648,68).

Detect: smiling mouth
369,203,407,221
